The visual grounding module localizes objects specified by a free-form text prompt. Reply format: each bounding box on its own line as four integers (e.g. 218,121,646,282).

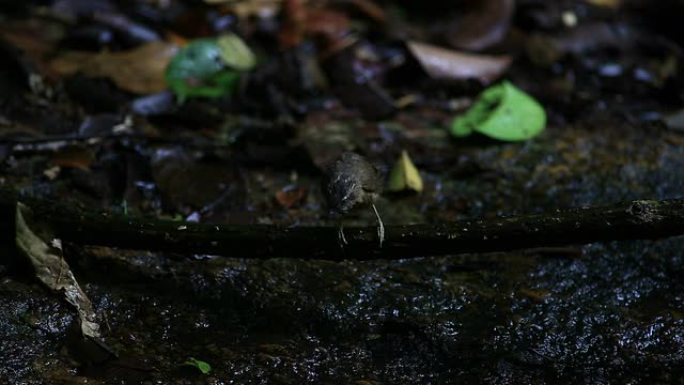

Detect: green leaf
217,33,256,71
183,357,212,374
387,150,424,193
165,38,241,102
450,81,546,141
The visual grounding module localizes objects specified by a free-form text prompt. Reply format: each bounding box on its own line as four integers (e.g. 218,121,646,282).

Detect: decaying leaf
50,145,95,170
50,41,179,94
446,0,514,51
407,41,511,84
15,202,101,339
585,0,621,8
151,148,238,211
341,0,386,22
279,0,307,48
275,185,307,209
388,150,423,193
296,112,359,171
0,19,65,68
279,0,353,54
322,45,396,120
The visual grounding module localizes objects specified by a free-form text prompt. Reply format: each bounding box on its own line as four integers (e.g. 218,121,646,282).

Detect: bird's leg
371,202,384,247
338,221,348,246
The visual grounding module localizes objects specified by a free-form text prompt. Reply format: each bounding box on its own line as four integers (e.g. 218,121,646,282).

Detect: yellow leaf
388,150,423,193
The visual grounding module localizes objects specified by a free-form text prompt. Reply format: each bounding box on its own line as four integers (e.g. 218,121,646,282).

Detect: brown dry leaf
306,8,351,44
50,41,179,94
446,0,514,51
151,148,237,211
518,288,549,302
279,0,307,48
0,19,66,77
50,146,95,170
296,111,359,171
280,0,352,53
15,203,101,339
275,185,307,209
585,0,621,8
347,0,386,22
218,0,282,20
0,21,61,60
407,41,511,84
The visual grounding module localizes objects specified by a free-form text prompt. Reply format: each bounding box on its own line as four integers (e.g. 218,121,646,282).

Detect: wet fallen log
0,188,682,260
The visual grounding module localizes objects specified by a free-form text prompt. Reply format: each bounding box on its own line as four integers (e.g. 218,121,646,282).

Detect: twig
1,133,226,155
0,188,682,260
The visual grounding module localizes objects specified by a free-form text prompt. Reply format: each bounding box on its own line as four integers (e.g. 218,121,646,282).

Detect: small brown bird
323,151,385,246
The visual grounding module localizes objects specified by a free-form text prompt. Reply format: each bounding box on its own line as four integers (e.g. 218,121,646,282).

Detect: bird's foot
338,225,348,246
371,202,384,248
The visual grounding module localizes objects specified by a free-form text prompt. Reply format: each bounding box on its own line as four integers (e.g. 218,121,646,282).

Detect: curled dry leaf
297,113,358,171
337,0,386,23
151,148,238,211
275,185,307,209
446,0,514,51
15,202,101,339
306,8,353,54
50,41,179,94
585,0,621,8
279,0,307,48
279,0,353,54
407,41,511,84
50,146,96,170
0,19,64,63
322,43,397,120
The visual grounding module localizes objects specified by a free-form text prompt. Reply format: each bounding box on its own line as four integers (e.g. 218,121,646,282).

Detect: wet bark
1,188,682,260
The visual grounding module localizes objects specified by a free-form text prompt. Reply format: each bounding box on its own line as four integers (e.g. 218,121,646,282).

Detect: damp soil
1,1,684,383
2,121,683,385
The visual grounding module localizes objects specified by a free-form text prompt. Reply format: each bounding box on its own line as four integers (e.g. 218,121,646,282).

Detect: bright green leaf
388,150,424,193
450,81,546,141
217,33,256,71
183,357,212,374
165,38,241,102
